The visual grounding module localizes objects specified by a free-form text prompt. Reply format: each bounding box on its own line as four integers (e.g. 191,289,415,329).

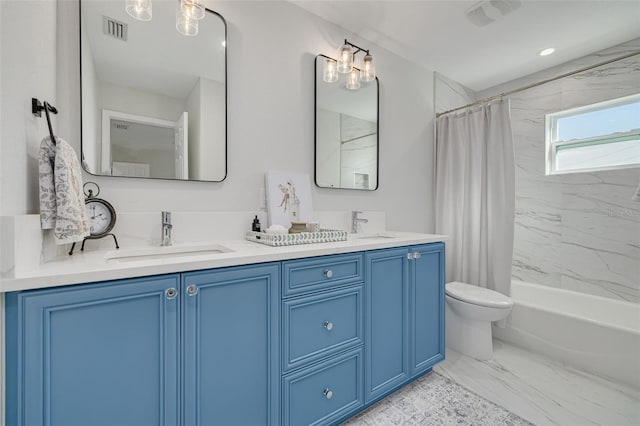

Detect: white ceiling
292,0,640,91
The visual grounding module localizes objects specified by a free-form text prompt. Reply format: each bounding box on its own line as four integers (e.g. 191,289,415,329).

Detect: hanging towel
39,136,90,244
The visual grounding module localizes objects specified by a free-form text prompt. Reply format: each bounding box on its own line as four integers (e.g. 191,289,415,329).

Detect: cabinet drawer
283,253,363,297
283,348,363,426
283,286,363,371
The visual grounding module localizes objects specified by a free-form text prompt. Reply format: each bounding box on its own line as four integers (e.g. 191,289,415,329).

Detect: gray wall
1,0,437,233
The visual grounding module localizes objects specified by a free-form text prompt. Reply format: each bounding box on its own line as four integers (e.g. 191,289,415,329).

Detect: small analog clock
69,182,119,255
86,198,116,237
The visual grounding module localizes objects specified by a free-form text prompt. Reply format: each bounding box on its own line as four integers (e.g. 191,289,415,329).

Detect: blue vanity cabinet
282,252,363,297
364,243,445,403
6,264,280,426
282,285,363,372
182,263,280,426
281,253,365,426
364,247,410,403
5,242,444,426
5,275,180,426
283,348,363,426
409,243,445,376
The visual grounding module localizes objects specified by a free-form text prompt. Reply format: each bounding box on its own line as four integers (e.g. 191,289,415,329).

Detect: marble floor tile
434,340,640,426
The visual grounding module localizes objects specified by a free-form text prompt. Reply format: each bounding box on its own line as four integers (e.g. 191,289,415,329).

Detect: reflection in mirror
80,0,226,181
315,55,378,190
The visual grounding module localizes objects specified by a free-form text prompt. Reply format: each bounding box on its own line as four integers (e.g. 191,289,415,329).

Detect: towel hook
32,98,58,145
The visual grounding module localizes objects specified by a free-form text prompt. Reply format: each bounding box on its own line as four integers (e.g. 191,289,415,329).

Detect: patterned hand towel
39,136,90,244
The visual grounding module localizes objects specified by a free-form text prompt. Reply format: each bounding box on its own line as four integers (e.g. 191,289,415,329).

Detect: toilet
445,281,514,360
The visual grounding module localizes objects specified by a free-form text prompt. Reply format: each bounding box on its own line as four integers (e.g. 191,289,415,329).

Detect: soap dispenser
252,215,261,232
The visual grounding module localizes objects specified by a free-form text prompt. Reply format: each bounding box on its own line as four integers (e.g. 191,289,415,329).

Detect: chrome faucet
351,211,369,234
161,211,172,246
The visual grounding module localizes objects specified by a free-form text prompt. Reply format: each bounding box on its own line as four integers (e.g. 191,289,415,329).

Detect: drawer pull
187,285,198,296
165,288,178,299
406,252,414,260
323,388,333,399
413,251,422,259
323,269,334,278
323,321,334,331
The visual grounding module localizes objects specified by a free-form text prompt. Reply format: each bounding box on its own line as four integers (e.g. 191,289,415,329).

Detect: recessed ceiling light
539,48,555,57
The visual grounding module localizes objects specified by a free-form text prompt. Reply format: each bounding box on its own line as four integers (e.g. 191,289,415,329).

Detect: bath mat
342,371,534,425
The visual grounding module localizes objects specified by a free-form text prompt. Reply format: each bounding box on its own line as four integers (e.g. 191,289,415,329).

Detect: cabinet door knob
406,253,414,260
323,269,334,278
165,288,178,299
187,285,198,296
323,321,334,331
323,388,333,399
413,252,422,259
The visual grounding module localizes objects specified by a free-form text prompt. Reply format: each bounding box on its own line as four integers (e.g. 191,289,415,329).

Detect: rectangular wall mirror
315,54,379,190
80,0,227,181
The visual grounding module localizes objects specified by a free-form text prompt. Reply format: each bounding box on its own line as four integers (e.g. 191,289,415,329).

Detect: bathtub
493,281,640,389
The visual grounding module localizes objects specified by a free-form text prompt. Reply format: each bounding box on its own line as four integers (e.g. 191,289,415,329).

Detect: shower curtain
435,99,515,296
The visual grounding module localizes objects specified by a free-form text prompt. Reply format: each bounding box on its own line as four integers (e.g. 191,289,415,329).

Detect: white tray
245,229,348,247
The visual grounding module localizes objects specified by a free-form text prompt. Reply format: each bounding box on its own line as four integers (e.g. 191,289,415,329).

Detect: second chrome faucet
161,211,172,246
351,211,368,234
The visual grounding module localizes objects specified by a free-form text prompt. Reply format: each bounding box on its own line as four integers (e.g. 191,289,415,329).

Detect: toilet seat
446,281,513,309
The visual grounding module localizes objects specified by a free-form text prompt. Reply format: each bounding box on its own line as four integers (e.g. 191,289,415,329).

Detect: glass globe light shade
176,9,198,36
346,68,361,90
323,59,339,83
180,0,205,20
337,43,353,74
126,0,152,21
360,53,376,83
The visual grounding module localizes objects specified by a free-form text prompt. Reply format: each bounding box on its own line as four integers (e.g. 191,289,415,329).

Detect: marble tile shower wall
434,71,476,114
509,54,640,303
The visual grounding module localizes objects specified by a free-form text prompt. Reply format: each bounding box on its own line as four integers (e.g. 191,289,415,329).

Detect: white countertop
0,232,446,293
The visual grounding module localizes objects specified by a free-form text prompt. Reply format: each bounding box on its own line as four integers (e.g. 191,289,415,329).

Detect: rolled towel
39,136,90,244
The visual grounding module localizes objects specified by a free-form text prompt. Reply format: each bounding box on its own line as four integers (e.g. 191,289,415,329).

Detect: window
545,94,640,175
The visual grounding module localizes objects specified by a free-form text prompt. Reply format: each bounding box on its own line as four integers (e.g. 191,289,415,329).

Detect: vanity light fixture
325,39,376,89
125,0,206,36
125,0,152,21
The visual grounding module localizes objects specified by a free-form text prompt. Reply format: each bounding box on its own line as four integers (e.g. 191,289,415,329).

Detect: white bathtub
493,281,640,389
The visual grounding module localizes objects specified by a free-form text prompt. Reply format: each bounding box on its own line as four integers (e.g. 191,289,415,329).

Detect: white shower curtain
435,99,515,296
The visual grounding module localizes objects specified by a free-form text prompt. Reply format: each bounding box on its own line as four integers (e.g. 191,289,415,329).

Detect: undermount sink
106,244,234,263
355,233,396,240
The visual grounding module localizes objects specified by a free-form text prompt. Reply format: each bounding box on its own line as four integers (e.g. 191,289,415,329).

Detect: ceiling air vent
102,16,128,41
465,0,522,27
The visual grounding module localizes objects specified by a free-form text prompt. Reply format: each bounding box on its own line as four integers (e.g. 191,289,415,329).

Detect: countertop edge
1,233,447,293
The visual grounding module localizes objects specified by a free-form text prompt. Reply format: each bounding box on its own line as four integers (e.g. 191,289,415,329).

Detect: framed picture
265,170,313,228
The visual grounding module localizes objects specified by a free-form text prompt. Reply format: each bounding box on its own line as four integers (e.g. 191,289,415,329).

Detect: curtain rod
436,50,640,118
